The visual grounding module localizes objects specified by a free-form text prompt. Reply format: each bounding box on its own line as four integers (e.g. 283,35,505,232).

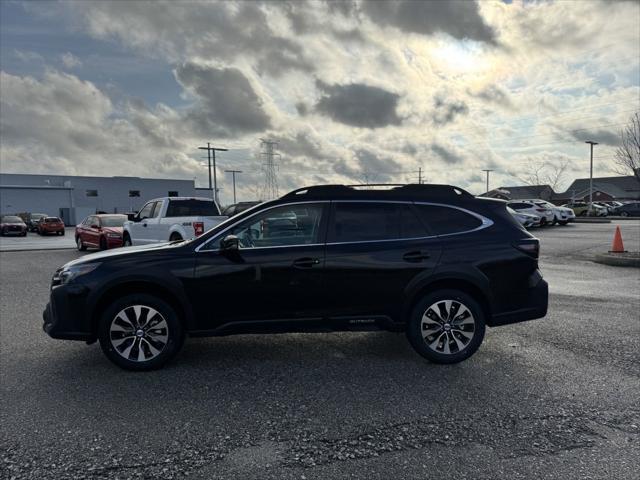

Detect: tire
76,236,87,251
407,289,486,365
539,218,547,226
621,211,629,217
60,230,65,236
21,232,27,237
169,233,183,242
99,236,107,250
552,216,558,226
558,220,568,226
98,294,184,371
123,234,132,247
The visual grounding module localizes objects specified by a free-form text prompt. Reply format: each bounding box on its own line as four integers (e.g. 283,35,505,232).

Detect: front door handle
403,251,430,262
142,223,148,227
293,257,321,268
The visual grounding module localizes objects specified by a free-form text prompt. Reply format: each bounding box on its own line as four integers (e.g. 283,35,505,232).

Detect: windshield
45,217,61,223
2,216,23,223
100,215,126,227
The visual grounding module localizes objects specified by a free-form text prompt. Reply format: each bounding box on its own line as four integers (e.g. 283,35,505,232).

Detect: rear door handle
293,257,321,268
403,251,430,262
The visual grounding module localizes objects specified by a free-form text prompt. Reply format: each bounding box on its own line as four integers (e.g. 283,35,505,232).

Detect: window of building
86,190,98,197
414,205,482,236
329,203,399,243
168,191,179,197
129,190,140,197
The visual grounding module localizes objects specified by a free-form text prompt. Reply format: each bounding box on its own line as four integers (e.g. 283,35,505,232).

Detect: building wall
0,174,198,224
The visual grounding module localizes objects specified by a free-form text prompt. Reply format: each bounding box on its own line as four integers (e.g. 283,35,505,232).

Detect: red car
38,217,65,235
0,215,28,236
75,214,127,251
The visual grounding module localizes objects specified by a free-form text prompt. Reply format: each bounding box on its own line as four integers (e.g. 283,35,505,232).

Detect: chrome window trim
195,200,330,252
195,199,494,252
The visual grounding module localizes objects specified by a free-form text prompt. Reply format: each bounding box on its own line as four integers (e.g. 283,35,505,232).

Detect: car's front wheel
76,236,87,251
123,233,132,247
98,294,184,371
407,289,486,364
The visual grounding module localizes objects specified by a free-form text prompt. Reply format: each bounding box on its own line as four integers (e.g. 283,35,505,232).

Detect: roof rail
282,183,473,199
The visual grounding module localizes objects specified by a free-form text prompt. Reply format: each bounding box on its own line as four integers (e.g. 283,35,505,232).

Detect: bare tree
615,112,640,182
518,159,570,191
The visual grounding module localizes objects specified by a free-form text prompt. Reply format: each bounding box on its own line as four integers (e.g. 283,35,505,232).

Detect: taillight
513,238,539,258
193,222,204,237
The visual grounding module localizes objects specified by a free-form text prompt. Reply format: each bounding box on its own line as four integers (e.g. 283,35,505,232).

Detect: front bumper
43,283,93,341
489,272,548,327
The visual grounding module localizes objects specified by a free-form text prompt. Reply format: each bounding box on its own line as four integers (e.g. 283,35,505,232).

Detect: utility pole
482,169,494,193
418,167,423,184
585,141,598,216
225,170,242,204
198,143,228,204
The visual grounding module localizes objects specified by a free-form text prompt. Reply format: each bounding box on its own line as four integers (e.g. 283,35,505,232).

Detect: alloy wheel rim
109,305,169,362
421,300,475,355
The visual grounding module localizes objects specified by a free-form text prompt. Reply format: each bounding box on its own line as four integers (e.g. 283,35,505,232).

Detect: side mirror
220,234,239,251
91,224,101,230
127,213,137,222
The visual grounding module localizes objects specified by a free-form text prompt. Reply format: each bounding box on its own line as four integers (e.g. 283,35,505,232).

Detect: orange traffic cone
609,226,626,253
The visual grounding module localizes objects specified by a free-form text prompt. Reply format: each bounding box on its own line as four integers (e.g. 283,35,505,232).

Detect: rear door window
329,203,399,242
166,199,220,217
414,205,482,236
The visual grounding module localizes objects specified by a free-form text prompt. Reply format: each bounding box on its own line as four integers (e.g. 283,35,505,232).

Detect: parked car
123,197,227,246
507,201,554,225
522,199,574,225
38,217,65,235
613,202,640,217
27,213,47,232
0,215,27,236
221,201,261,217
76,214,128,251
507,207,540,228
563,202,608,217
592,202,615,214
44,184,548,371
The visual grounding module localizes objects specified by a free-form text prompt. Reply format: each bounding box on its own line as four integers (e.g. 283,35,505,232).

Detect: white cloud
60,52,82,69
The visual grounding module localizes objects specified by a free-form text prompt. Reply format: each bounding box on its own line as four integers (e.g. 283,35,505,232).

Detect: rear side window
166,199,220,217
330,203,399,242
415,205,482,236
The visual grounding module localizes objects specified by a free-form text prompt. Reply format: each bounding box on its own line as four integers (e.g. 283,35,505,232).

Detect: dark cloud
470,85,515,110
570,129,620,147
315,81,403,128
295,102,310,116
175,63,271,137
355,148,403,181
433,97,469,125
431,144,464,164
361,0,496,44
269,132,329,161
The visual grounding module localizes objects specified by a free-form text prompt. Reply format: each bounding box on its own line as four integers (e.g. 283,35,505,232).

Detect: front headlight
55,263,101,285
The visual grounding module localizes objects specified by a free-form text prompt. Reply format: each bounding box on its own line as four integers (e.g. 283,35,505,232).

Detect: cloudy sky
1,0,639,204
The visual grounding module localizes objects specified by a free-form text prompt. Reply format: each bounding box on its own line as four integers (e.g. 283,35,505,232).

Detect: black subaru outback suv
44,184,548,370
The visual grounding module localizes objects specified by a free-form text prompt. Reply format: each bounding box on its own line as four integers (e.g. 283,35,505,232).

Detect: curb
0,247,76,253
594,252,640,268
573,218,611,223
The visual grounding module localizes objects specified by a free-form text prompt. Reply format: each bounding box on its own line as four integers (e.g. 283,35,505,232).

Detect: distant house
480,175,640,205
480,185,555,201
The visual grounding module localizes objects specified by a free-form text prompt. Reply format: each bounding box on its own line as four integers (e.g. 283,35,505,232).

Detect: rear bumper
43,284,93,341
489,273,548,327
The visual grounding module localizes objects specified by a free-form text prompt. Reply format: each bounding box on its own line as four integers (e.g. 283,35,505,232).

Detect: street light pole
585,141,598,215
225,170,242,204
482,169,494,193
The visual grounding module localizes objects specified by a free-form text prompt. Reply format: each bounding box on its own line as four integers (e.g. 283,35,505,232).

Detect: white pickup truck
123,197,227,246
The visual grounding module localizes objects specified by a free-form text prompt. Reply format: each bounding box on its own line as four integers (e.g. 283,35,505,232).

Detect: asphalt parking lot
1,221,639,480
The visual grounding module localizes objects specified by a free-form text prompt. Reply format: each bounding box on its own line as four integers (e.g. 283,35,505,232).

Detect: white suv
507,201,554,226
523,199,574,225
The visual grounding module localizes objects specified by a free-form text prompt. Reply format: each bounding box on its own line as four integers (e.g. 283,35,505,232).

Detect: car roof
147,197,214,202
279,184,474,203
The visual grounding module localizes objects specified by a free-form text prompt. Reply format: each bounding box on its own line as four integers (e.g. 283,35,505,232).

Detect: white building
0,173,211,224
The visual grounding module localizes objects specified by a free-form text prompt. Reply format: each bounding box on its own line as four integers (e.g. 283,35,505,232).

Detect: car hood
1,222,25,226
62,241,182,269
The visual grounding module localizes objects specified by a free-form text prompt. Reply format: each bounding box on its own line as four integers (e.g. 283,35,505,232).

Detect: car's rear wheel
76,236,87,251
169,232,183,242
407,289,485,364
98,294,184,371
